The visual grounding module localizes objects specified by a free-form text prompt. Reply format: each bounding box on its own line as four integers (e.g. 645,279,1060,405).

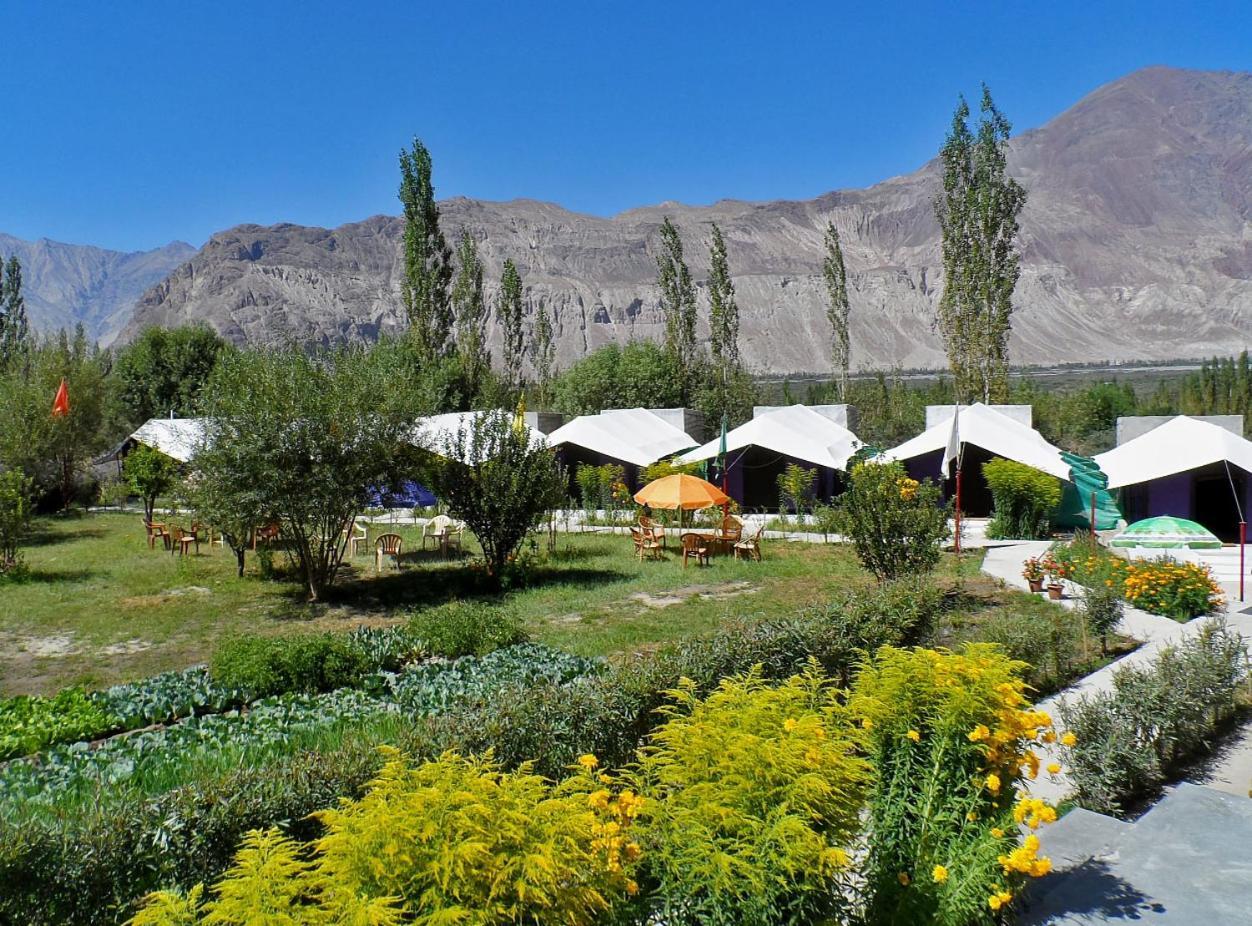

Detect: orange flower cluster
1037,551,1072,582
1109,557,1224,619
898,477,920,501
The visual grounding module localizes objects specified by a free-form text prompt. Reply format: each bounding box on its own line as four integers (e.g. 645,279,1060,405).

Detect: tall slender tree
498,258,525,394
398,138,454,364
0,256,29,369
531,300,556,408
707,224,739,369
934,85,1026,403
451,230,489,403
823,222,851,402
656,217,698,403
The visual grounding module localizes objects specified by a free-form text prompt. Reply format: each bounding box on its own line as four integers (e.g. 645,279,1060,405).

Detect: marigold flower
985,773,1002,794
932,865,949,883
862,718,874,730
907,729,921,742
968,724,990,742
578,754,599,769
783,718,799,732
1047,762,1062,775
991,827,1005,838
1061,732,1077,747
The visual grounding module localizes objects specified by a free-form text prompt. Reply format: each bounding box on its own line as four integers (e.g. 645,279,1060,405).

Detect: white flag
940,404,961,479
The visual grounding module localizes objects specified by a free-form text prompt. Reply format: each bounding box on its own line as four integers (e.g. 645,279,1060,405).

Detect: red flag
51,379,70,418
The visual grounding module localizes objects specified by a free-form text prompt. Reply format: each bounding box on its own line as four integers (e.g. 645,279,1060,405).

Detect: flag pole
1241,520,1246,603
1090,489,1098,538
954,465,962,555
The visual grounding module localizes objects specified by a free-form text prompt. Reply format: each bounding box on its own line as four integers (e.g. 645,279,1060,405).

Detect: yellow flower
932,865,949,883
1047,762,1062,775
1061,732,1077,747
783,718,799,732
989,895,1004,911
968,724,990,742
991,827,1005,838
907,729,921,742
578,754,599,770
966,810,978,821
985,773,1002,794
862,718,874,730
897,871,911,886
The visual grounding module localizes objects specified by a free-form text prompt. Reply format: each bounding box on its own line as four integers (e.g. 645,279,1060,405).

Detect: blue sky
2,0,1250,252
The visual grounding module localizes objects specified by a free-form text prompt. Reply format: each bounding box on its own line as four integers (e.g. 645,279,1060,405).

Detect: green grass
1,510,996,697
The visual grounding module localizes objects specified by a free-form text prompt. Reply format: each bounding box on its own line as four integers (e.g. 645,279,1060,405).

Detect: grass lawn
3,510,1042,696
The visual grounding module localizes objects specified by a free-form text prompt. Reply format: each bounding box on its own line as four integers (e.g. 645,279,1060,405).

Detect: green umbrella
1110,516,1223,550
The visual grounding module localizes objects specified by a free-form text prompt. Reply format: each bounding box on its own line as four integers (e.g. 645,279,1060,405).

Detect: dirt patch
0,631,83,657
99,638,154,656
629,581,758,610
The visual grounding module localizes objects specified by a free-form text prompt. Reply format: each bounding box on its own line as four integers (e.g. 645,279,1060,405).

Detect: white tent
1095,416,1252,489
880,403,1070,480
411,411,548,464
547,408,698,468
124,418,209,464
679,405,861,470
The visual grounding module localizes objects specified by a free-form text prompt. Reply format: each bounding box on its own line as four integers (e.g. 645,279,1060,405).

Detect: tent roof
547,408,697,467
1094,415,1252,489
411,411,548,464
880,403,1070,480
126,418,208,464
679,405,862,470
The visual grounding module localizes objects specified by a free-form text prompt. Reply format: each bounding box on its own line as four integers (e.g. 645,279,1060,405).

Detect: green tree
399,138,453,365
110,325,230,426
192,341,422,600
498,258,525,394
122,443,181,521
0,256,30,370
823,222,851,401
935,85,1026,403
451,231,490,406
425,410,566,589
698,223,753,426
656,217,698,404
551,341,682,417
531,300,556,408
0,470,33,574
838,461,950,582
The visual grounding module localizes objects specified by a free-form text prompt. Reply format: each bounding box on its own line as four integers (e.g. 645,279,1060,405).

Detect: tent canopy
547,408,697,468
121,417,209,464
1094,415,1252,489
879,403,1070,480
410,410,548,464
679,404,861,471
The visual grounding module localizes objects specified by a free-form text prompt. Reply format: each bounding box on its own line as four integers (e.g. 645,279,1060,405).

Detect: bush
0,688,118,760
983,458,1061,540
406,600,527,658
977,607,1083,694
838,461,950,582
851,645,1063,924
576,462,626,517
776,462,817,517
628,666,867,925
1080,584,1123,654
1061,619,1249,814
1118,556,1225,620
0,469,33,574
210,633,370,699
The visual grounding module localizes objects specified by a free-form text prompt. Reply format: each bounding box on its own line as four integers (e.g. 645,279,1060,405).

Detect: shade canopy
1094,416,1252,489
548,408,698,468
679,405,861,471
1110,516,1223,549
122,417,208,464
410,411,548,464
634,474,729,510
879,403,1070,480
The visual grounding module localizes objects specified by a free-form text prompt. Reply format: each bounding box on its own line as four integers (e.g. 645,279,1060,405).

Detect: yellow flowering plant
850,644,1063,925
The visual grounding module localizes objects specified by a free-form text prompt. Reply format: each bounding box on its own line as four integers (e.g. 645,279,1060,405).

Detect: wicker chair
680,532,710,568
734,523,764,561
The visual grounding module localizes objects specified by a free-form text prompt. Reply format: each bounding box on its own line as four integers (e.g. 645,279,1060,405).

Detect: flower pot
1046,583,1064,600
1028,579,1044,593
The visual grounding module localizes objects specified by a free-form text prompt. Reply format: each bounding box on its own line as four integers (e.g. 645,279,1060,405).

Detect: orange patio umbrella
633,473,729,511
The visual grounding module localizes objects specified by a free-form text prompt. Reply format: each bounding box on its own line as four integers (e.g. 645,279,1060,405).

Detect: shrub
850,645,1064,924
1080,584,1123,654
0,688,118,760
628,665,868,926
210,633,370,699
1061,619,1250,814
838,461,950,582
406,600,527,658
0,469,33,574
122,444,180,521
776,462,817,517
977,607,1082,694
982,458,1061,540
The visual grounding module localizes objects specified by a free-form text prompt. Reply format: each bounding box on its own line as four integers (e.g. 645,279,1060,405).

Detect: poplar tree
0,256,29,369
531,301,556,408
707,224,739,368
498,258,525,394
934,85,1026,403
823,222,851,401
656,217,698,404
451,230,489,402
398,138,453,364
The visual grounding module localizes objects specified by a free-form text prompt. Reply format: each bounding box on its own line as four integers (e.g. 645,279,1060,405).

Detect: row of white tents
108,405,1252,535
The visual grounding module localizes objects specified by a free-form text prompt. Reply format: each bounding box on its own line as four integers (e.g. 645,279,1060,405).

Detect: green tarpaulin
1054,451,1123,531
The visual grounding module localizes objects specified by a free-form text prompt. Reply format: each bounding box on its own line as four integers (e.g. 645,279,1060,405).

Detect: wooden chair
375,533,403,572
734,523,764,561
143,518,171,551
680,532,710,568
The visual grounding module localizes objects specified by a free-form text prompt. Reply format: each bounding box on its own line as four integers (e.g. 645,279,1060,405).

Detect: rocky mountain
122,66,1252,373
0,234,196,345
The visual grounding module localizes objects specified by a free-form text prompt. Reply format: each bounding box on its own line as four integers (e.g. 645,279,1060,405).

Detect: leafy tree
498,259,525,394
0,256,29,370
935,85,1026,403
399,138,453,365
0,470,33,574
451,230,490,406
530,300,556,408
192,341,422,600
838,461,949,582
122,443,180,521
426,410,566,589
698,223,753,426
110,325,230,426
823,223,851,401
551,341,681,416
656,217,699,404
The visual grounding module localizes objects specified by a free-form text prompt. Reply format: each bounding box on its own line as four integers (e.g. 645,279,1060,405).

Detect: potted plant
1040,551,1068,600
1022,556,1045,593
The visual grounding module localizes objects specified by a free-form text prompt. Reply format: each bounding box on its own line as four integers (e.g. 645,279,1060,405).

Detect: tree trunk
234,547,245,578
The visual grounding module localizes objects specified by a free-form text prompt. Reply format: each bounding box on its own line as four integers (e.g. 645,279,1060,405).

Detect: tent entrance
1194,465,1246,543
